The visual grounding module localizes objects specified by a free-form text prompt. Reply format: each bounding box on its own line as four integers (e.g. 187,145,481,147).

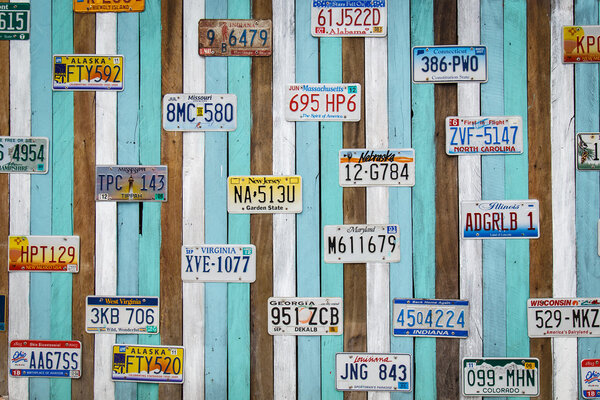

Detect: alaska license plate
112,344,184,384
446,116,523,155
0,3,29,40
311,0,387,37
53,55,123,91
339,149,415,186
527,298,600,337
286,83,360,121
8,235,79,272
336,353,411,391
324,224,399,263
0,137,48,173
460,200,539,239
198,19,272,57
95,165,167,202
86,296,159,334
564,26,600,63
181,245,256,283
268,297,342,336
412,46,487,83
577,133,600,170
392,298,469,338
162,94,237,131
582,359,600,398
462,358,539,396
10,340,81,378
227,175,302,214
73,0,145,13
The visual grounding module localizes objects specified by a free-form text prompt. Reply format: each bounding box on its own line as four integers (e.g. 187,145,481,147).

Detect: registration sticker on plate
10,340,81,378
527,298,600,337
324,224,400,263
336,353,411,391
460,200,539,239
311,1,387,37
392,298,469,338
227,175,302,214
577,133,600,170
8,235,79,272
268,297,342,336
412,46,487,83
564,26,600,63
181,245,256,283
462,358,539,396
0,3,29,40
339,149,415,186
198,19,272,57
112,344,184,384
86,296,159,335
286,84,361,121
53,54,123,91
95,165,167,202
162,93,237,131
0,137,48,173
73,0,144,13
581,359,600,398
446,116,523,155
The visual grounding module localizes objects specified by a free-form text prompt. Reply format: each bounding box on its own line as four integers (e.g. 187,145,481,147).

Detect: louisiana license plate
564,26,600,63
339,149,415,186
311,0,387,37
336,353,411,391
53,55,123,91
462,358,539,396
527,298,600,337
227,175,302,214
10,340,81,378
86,296,159,334
392,298,469,338
0,137,48,173
268,297,342,336
73,0,145,13
412,46,487,83
8,235,79,272
162,94,237,131
181,245,256,283
577,133,600,170
198,19,271,57
446,116,523,155
112,344,184,384
95,165,167,202
460,200,539,239
582,359,600,398
324,224,399,263
0,3,29,40
285,83,360,121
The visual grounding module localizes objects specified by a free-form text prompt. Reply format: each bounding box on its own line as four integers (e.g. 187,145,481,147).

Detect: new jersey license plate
10,340,81,378
285,83,360,121
0,3,29,40
112,344,184,384
446,116,523,155
527,298,600,337
95,165,167,202
227,175,302,214
73,0,145,13
392,298,469,338
339,149,415,186
86,296,159,334
181,245,256,283
198,19,272,56
460,200,539,239
53,55,123,91
268,297,342,336
336,353,411,391
8,235,79,272
412,46,487,83
311,0,387,37
581,359,600,398
462,358,539,397
577,133,600,170
324,224,399,263
564,26,600,63
0,137,48,173
162,94,237,131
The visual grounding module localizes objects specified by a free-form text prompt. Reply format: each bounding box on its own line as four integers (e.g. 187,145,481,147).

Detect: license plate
85,296,159,334
311,1,387,37
460,200,539,239
324,224,400,263
268,297,343,336
181,245,256,283
564,26,600,63
227,175,302,214
162,93,237,132
577,133,600,170
73,0,145,13
412,46,487,83
581,359,600,398
8,235,79,272
336,353,411,391
95,165,167,202
285,83,361,121
112,344,184,384
339,149,415,186
446,116,523,155
0,3,29,40
0,137,48,173
462,358,539,396
0,294,5,332
527,298,600,337
392,298,469,338
10,340,81,378
53,54,123,91
198,19,272,57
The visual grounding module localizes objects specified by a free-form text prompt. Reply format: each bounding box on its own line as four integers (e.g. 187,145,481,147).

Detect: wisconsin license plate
181,245,256,283
577,133,600,170
0,3,29,40
162,94,237,131
0,137,48,173
460,200,539,239
227,175,302,214
86,296,159,334
95,165,167,202
8,235,79,272
10,340,81,378
198,19,271,56
53,55,123,91
73,0,145,13
446,116,523,155
527,298,600,337
392,298,469,338
564,26,600,63
412,46,487,83
112,344,184,384
336,353,411,391
268,297,342,336
462,358,539,396
339,149,415,186
311,0,387,37
581,359,600,398
324,224,399,263
285,83,360,121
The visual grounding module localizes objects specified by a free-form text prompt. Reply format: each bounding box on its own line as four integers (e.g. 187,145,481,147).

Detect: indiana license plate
311,0,387,37
8,235,79,272
198,19,272,57
564,26,600,63
10,340,81,378
446,116,523,155
460,200,539,239
577,133,600,170
412,46,487,83
112,344,184,384
53,54,123,91
95,165,167,202
392,298,469,338
73,0,145,13
285,83,360,121
0,3,29,40
462,358,539,396
582,359,600,398
339,149,415,186
181,245,256,283
324,224,399,263
0,137,48,173
336,353,411,391
86,296,159,334
227,175,302,214
162,94,237,131
268,297,342,336
527,298,600,337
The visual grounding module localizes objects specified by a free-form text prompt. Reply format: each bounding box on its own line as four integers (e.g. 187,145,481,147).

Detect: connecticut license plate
181,245,256,283
112,344,184,384
10,340,81,378
0,3,29,40
198,19,271,56
412,46,487,83
564,26,600,63
73,0,145,13
446,116,523,155
339,149,414,186
8,235,79,272
86,296,159,334
336,353,411,391
460,200,539,239
53,55,123,91
392,298,469,338
462,358,539,397
577,133,600,170
311,0,387,37
227,175,302,214
527,298,600,337
268,297,342,336
95,165,167,202
162,94,237,131
285,83,360,121
324,224,399,263
0,137,48,173
581,359,600,398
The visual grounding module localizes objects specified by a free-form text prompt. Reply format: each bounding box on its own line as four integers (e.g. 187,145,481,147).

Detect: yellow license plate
8,236,80,273
73,0,144,13
227,175,302,214
112,345,184,384
53,55,123,91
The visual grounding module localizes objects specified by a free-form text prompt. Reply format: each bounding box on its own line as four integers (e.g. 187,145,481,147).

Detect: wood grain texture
0,0,8,390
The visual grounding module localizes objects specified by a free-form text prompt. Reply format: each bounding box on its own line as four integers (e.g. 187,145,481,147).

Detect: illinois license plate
86,296,159,334
324,224,399,263
462,358,539,396
95,165,167,202
268,297,342,336
527,298,600,337
0,3,29,40
53,55,123,91
73,0,145,13
311,0,387,37
181,245,256,283
564,26,600,63
412,46,487,83
0,137,48,173
10,340,81,378
460,200,539,239
285,83,360,121
582,359,600,398
392,298,469,338
8,235,79,272
162,94,237,131
446,116,523,155
577,133,600,170
112,344,184,384
227,175,302,214
339,149,415,186
336,353,411,391
198,19,272,57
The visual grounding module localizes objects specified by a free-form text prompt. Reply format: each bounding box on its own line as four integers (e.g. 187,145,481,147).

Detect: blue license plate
412,45,487,83
163,94,237,132
393,298,469,338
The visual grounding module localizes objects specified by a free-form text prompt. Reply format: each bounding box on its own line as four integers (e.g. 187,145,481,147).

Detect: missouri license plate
73,0,145,13
527,298,600,337
53,54,123,91
582,359,600,398
311,0,387,37
112,345,184,384
339,149,414,186
162,93,237,131
564,26,600,63
8,235,79,272
0,137,48,173
181,245,256,283
392,298,469,338
86,296,159,334
577,133,600,170
446,116,523,155
462,358,539,396
412,46,487,83
324,224,399,263
0,3,29,40
336,353,411,391
227,175,302,214
460,200,539,239
198,19,271,56
268,297,342,336
95,165,167,202
10,340,81,378
286,83,360,121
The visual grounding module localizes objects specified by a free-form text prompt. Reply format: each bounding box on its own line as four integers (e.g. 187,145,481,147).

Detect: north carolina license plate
460,200,539,239
564,26,600,63
8,235,79,272
582,359,600,398
181,245,256,283
339,149,415,186
527,298,600,337
462,358,539,396
311,0,387,37
112,344,184,384
392,298,469,338
73,0,145,13
0,3,29,40
162,94,237,131
198,19,272,56
336,353,411,391
95,165,167,202
0,137,48,173
446,116,523,155
577,133,600,170
324,224,399,263
268,297,342,336
227,175,302,214
286,83,361,121
86,296,159,334
10,340,81,378
412,46,487,83
53,55,123,91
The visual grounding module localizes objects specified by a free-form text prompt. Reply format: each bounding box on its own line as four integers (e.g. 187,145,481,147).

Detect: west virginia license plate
577,133,600,170
86,296,159,334
285,83,361,121
446,116,523,155
311,0,387,37
527,298,600,337
336,353,411,391
10,340,81,378
412,46,487,83
268,297,342,336
0,137,48,173
162,94,237,131
392,298,469,338
0,3,29,40
227,175,302,214
53,55,123,91
73,0,145,13
112,344,184,384
460,200,539,239
95,165,167,202
8,235,79,272
339,149,415,186
324,224,399,263
462,358,539,396
198,19,272,56
581,359,600,398
564,26,600,63
181,245,256,283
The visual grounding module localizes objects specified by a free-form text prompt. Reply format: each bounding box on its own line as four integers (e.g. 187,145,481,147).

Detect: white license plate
8,235,80,272
85,296,159,334
285,84,360,121
336,353,411,391
324,224,399,263
10,340,81,378
112,344,184,384
577,133,600,170
162,93,236,131
412,46,487,83
95,165,167,202
181,245,256,283
446,116,523,155
460,200,539,239
462,358,539,396
581,359,600,398
0,137,48,174
268,297,342,336
227,175,302,214
311,1,387,37
392,298,469,338
527,298,600,337
339,149,414,187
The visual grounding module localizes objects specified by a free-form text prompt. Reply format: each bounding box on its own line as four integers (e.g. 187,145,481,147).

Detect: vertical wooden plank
0,0,8,392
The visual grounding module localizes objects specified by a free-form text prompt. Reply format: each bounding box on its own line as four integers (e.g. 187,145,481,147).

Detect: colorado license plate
324,224,399,263
392,298,469,338
460,200,539,239
268,297,342,336
112,344,184,384
581,359,600,398
198,19,271,56
412,46,487,83
0,137,48,173
564,26,600,63
53,55,123,91
95,165,167,202
73,0,145,13
339,149,415,186
227,175,302,214
181,245,256,283
86,296,159,334
577,133,600,170
311,0,387,37
0,3,29,40
285,83,360,121
8,235,79,272
336,353,411,391
446,116,523,155
10,340,81,378
527,298,600,337
162,94,237,131
462,358,539,396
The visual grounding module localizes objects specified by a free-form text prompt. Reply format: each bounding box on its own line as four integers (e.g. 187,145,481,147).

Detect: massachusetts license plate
85,296,159,334
581,359,600,398
73,0,145,13
564,26,600,63
577,133,600,170
527,298,600,337
0,3,29,40
162,94,237,131
53,54,123,91
10,340,81,378
392,298,469,338
268,297,342,336
324,224,399,263
198,19,272,57
0,137,48,173
227,175,302,214
181,245,256,283
339,149,415,186
286,83,361,121
311,0,387,37
462,358,539,396
446,116,523,155
8,235,79,272
412,46,487,83
112,344,184,384
460,200,539,239
95,165,167,202
336,353,411,391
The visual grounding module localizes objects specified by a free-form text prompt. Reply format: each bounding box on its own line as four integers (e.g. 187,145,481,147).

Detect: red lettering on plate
577,35,585,53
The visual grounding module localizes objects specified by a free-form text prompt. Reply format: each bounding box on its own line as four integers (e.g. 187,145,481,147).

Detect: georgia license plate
0,137,48,173
412,46,487,83
462,358,539,396
286,83,361,121
181,245,256,283
73,0,145,13
85,296,159,335
53,55,123,91
95,165,167,202
162,94,237,132
324,224,399,263
311,0,387,37
227,175,302,214
392,298,469,338
8,235,79,272
0,3,29,40
112,344,184,384
581,359,600,398
564,26,600,63
198,19,272,57
336,353,411,391
577,133,600,170
446,116,523,155
10,340,81,378
339,149,415,186
460,200,539,239
527,298,600,337
268,297,342,336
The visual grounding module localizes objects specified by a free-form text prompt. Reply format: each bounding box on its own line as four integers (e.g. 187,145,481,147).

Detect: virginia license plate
10,340,81,378
324,224,399,263
0,3,29,40
412,46,487,83
564,26,600,63
446,116,523,155
162,94,237,131
339,149,415,186
268,297,342,336
336,353,411,391
462,358,539,396
86,296,159,334
0,137,48,173
460,200,539,239
577,133,600,170
527,298,600,337
112,344,184,384
392,298,469,338
53,54,123,91
311,0,387,37
198,19,272,56
95,165,167,202
8,235,79,272
73,0,145,13
181,245,256,283
227,175,302,214
581,359,600,398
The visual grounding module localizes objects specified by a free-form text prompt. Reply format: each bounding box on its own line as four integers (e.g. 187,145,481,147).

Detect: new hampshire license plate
392,298,469,338
339,149,415,186
268,297,342,336
0,137,48,173
460,200,539,239
8,235,79,272
227,176,302,214
311,0,387,37
86,296,159,334
181,245,256,283
446,116,523,155
112,345,184,384
336,353,411,391
53,55,123,91
95,165,167,202
10,340,81,378
412,46,487,83
162,94,237,131
462,358,539,396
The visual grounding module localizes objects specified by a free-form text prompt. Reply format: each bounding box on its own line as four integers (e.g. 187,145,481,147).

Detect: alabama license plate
162,94,237,131
268,297,342,336
73,0,145,13
577,133,600,170
0,137,48,173
462,358,539,397
95,165,167,202
181,245,256,283
527,298,600,337
564,26,600,63
412,46,487,83
53,54,123,91
324,224,399,263
227,175,302,214
112,344,184,384
8,235,79,272
582,359,600,398
311,0,387,37
336,353,411,391
198,19,272,57
460,200,539,239
285,83,360,121
339,149,415,186
86,296,159,334
10,340,81,378
392,298,469,338
446,116,523,155
0,3,29,40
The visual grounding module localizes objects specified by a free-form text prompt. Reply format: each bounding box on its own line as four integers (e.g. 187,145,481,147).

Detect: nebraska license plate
446,116,523,155
582,359,600,398
268,297,342,336
162,94,237,131
527,298,600,337
324,224,399,263
564,26,600,63
227,175,302,214
577,133,600,170
73,0,145,13
285,83,360,121
181,245,256,283
339,149,415,186
392,298,469,338
198,19,271,57
462,358,539,396
311,0,387,37
85,296,159,335
0,137,48,173
95,165,167,202
460,200,539,239
10,340,81,378
0,3,29,40
53,55,123,91
8,235,79,272
412,46,487,83
336,353,411,391
112,344,184,384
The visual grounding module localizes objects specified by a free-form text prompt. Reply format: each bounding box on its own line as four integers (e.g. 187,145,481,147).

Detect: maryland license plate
336,353,411,391
227,175,302,214
412,46,487,83
577,133,600,170
53,55,123,91
324,224,399,263
86,296,159,334
527,298,600,337
95,165,167,202
286,83,360,121
339,149,414,186
162,94,237,131
181,245,256,283
392,298,469,338
460,200,539,239
8,235,79,272
112,344,184,384
311,0,387,37
446,116,523,155
564,26,600,63
0,137,48,173
268,297,342,336
462,358,539,397
0,3,29,40
198,19,272,56
581,359,600,398
10,340,81,378
73,0,145,13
